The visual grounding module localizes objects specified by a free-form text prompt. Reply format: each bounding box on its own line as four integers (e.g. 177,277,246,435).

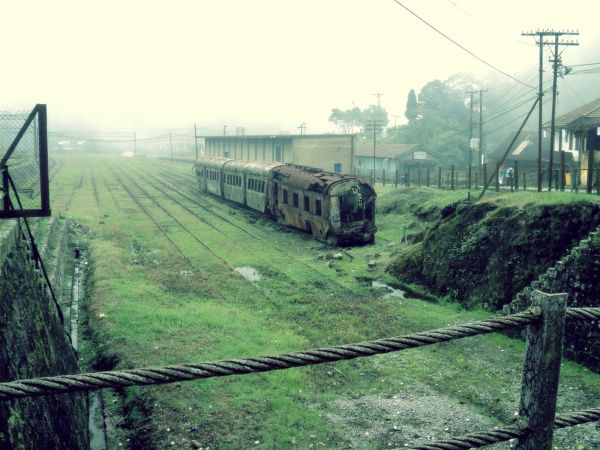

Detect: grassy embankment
50,154,600,449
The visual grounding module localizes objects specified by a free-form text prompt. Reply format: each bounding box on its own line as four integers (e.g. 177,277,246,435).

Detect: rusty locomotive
195,156,377,245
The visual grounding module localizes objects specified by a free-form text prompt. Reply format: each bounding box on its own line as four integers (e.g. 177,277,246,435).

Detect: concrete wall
291,135,354,173
205,135,355,173
506,225,600,371
0,219,88,450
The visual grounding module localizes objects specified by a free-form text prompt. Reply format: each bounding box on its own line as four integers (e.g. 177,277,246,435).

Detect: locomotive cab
328,180,377,245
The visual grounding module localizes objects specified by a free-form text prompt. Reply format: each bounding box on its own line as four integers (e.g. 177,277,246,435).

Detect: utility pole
466,90,475,190
366,120,382,185
297,123,306,135
194,124,199,160
479,89,485,170
393,115,401,128
223,125,227,136
372,93,384,110
134,132,137,156
169,132,173,159
548,34,578,190
522,29,579,191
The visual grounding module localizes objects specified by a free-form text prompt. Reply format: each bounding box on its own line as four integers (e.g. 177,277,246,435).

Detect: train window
304,195,310,212
316,199,322,216
293,192,299,208
283,189,288,204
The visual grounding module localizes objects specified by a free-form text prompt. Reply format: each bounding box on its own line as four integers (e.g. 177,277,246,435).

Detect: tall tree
405,89,418,122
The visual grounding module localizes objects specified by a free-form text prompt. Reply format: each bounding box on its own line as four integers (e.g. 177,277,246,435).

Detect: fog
1,0,598,136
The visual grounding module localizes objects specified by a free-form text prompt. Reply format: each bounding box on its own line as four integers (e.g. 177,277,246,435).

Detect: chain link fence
0,105,49,216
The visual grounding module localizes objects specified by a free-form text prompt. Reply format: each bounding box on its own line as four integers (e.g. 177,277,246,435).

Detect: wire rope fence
1,289,599,449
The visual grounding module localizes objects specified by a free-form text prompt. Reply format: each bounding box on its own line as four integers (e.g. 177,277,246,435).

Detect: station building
354,143,438,180
202,134,356,175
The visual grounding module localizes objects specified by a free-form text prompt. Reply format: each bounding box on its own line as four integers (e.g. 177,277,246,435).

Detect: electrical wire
444,0,535,47
391,0,534,88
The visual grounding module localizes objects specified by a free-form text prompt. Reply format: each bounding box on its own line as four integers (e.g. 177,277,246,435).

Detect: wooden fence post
451,165,455,190
438,167,442,189
514,160,519,190
426,167,430,187
383,169,386,186
516,290,567,450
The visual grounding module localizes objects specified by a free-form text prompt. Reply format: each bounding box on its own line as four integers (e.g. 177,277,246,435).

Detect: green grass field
49,154,600,449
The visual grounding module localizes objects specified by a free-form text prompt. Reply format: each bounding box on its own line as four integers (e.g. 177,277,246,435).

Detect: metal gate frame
0,104,50,218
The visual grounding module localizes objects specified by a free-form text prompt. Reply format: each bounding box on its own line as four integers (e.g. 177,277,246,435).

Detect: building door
333,163,342,173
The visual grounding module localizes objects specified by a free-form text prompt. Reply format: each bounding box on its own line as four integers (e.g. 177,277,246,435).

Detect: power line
391,0,534,88
445,0,535,47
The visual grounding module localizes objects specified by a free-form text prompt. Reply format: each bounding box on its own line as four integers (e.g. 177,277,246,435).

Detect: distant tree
405,89,418,122
328,107,362,134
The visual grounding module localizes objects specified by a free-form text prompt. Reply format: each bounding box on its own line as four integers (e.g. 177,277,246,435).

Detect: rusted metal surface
271,164,364,194
195,157,377,245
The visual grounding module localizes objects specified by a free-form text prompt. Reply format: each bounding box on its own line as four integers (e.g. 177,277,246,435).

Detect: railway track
89,165,100,208
129,163,357,292
151,163,358,260
110,164,228,265
101,175,122,213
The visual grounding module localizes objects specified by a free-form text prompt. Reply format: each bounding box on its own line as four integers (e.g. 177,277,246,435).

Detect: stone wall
0,219,88,450
505,226,600,371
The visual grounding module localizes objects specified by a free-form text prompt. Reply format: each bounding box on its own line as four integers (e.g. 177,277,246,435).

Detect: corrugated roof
355,143,420,158
487,130,574,164
551,98,600,129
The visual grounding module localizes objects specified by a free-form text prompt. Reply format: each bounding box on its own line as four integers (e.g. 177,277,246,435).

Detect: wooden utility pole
134,132,137,156
169,132,173,159
366,120,382,185
466,90,475,190
194,124,199,160
478,89,485,171
522,29,579,191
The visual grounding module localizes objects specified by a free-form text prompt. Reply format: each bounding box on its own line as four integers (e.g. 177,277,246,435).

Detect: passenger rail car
195,156,376,245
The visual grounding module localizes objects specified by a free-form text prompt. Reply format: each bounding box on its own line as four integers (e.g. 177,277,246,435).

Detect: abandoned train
195,156,377,245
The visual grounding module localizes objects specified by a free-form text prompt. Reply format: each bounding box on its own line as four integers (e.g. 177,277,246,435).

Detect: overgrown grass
50,155,600,449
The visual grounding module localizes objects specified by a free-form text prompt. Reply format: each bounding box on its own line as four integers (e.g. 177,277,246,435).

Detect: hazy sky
1,0,598,135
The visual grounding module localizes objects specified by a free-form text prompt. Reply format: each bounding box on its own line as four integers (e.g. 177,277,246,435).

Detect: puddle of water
372,281,405,300
234,266,261,282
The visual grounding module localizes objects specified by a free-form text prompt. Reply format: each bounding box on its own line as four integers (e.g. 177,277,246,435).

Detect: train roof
223,159,284,176
272,164,366,194
196,156,233,170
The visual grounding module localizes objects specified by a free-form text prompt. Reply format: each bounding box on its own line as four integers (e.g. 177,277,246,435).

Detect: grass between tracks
50,154,600,449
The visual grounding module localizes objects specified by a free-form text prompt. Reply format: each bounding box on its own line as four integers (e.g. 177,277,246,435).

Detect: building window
293,192,299,208
224,151,230,158
304,195,310,212
283,189,288,204
315,199,322,216
334,163,342,173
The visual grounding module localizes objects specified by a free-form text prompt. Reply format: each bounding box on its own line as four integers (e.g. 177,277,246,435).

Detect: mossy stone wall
0,220,88,450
